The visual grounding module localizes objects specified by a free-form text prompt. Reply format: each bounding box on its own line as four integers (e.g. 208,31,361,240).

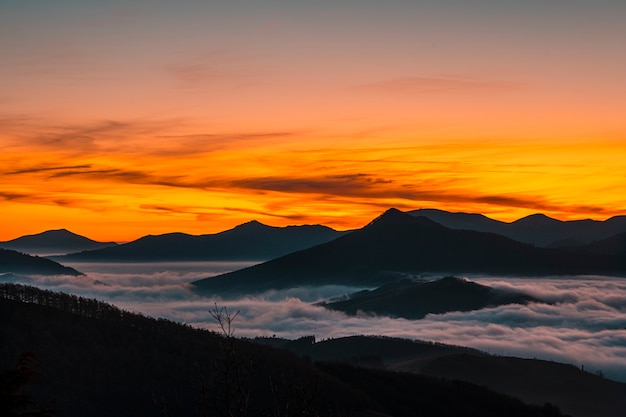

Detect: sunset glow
2,1,625,241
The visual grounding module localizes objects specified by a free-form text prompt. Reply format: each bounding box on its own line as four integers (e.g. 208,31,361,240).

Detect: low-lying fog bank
3,261,625,382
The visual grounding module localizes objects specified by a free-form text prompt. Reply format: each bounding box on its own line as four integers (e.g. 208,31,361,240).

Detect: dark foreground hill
319,276,539,319
0,229,117,256
56,221,344,262
416,354,626,417
255,335,626,417
193,209,621,295
0,284,568,417
0,249,82,276
409,208,626,247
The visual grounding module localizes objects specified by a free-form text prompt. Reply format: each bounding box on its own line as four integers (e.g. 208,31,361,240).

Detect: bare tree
198,304,251,417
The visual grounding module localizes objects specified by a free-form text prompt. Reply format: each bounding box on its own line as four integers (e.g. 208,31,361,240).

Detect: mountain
319,276,539,319
193,208,619,294
55,221,345,262
257,335,625,417
253,334,483,366
581,231,626,256
416,354,626,417
0,229,117,256
1,284,569,417
408,208,504,233
0,249,82,276
409,208,626,247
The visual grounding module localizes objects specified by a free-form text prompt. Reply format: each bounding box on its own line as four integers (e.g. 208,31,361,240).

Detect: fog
3,262,626,382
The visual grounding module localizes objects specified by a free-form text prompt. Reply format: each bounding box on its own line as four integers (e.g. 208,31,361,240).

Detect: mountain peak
369,208,405,223
0,229,117,256
41,229,79,236
513,213,560,225
236,220,269,229
367,208,443,230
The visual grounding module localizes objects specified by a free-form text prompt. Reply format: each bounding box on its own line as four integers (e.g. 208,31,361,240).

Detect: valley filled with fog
5,261,626,383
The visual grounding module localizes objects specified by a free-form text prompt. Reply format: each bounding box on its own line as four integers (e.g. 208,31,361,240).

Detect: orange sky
1,1,625,241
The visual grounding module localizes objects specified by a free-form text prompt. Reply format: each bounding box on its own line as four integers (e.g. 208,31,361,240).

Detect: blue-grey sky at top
4,0,624,86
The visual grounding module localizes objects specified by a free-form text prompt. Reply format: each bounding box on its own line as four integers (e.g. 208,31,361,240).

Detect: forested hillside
0,284,569,417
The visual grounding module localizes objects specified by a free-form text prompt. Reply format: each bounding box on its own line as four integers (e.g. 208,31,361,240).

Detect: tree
0,351,57,417
198,304,251,417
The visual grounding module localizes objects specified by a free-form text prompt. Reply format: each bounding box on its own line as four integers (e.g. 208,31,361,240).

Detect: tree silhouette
0,351,56,417
199,304,251,417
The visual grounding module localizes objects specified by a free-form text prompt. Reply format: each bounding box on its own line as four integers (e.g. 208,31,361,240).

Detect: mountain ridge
0,249,82,276
319,276,539,319
192,209,623,294
0,229,118,256
55,221,345,262
410,208,626,247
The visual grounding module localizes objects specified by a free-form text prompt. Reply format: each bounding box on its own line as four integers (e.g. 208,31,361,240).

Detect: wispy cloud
6,165,94,175
0,191,31,201
225,173,614,217
1,115,300,157
2,115,623,233
164,50,259,90
230,173,395,196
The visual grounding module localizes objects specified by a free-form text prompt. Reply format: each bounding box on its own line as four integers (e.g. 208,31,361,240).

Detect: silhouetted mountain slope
0,229,117,256
581,231,626,256
193,209,619,294
317,362,568,417
416,354,626,417
0,284,568,417
0,249,82,276
409,208,626,247
319,276,539,319
56,221,344,261
408,208,504,233
253,335,482,367
258,334,625,417
546,237,584,249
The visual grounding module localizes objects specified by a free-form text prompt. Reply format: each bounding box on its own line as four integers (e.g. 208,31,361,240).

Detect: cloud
1,115,622,224
213,207,315,223
3,266,626,382
1,118,166,155
152,131,300,156
230,173,396,197
0,191,31,201
164,50,258,90
5,165,94,176
0,190,103,210
226,173,614,217
1,115,300,158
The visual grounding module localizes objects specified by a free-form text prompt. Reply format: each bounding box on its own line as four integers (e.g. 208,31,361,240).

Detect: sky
2,0,625,241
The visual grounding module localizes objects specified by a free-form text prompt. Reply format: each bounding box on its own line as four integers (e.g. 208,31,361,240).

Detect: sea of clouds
3,262,626,382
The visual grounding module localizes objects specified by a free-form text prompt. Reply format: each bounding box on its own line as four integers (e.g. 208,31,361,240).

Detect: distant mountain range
193,208,626,294
319,276,538,319
55,221,345,262
410,208,626,247
5,208,624,262
0,249,82,276
0,229,117,256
